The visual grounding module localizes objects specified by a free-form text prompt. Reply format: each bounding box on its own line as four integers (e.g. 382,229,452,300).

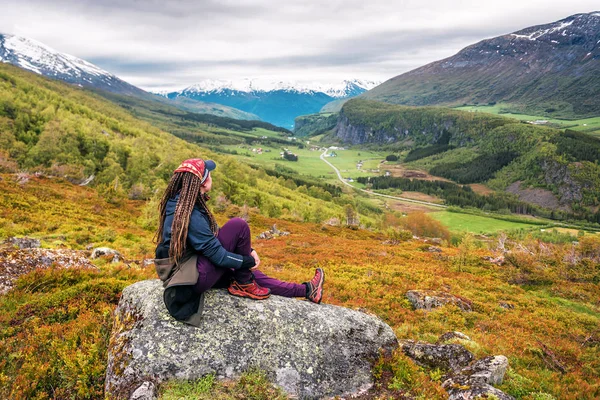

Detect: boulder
406,290,473,312
400,341,474,372
91,247,122,262
442,356,513,400
105,280,398,400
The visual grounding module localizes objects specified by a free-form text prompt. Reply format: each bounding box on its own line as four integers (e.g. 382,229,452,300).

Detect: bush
399,212,451,241
386,154,399,162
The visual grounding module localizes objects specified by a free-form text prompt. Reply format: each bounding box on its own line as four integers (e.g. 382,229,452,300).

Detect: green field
430,211,541,234
456,104,600,136
325,149,387,179
222,143,388,184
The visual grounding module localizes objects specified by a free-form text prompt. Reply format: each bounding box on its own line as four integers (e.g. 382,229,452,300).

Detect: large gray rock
105,280,398,399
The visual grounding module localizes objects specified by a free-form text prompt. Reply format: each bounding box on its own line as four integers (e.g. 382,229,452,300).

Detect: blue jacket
161,196,244,269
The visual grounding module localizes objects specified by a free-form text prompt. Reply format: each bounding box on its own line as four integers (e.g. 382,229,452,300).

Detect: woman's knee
226,217,249,233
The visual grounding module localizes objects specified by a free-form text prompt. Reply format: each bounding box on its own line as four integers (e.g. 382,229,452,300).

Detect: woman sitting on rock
155,158,324,306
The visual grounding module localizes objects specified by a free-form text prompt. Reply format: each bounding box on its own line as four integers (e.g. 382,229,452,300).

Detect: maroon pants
194,217,306,298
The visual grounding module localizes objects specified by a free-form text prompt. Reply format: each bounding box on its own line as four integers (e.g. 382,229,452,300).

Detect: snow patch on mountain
170,78,380,98
0,34,113,79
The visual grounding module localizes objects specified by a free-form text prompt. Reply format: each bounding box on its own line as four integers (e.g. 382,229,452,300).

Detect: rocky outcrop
400,341,474,372
443,355,514,400
91,247,123,263
0,246,97,294
105,280,398,400
334,113,405,145
256,224,290,240
406,290,473,311
541,160,583,204
3,236,41,249
400,340,513,400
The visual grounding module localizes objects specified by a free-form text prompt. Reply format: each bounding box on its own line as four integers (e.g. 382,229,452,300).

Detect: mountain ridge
164,79,380,128
362,12,600,119
0,33,259,120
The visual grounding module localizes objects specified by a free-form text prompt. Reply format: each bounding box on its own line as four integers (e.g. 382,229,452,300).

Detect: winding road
320,148,447,209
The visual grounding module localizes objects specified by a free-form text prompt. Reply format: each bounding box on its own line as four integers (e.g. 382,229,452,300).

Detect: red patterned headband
173,158,216,184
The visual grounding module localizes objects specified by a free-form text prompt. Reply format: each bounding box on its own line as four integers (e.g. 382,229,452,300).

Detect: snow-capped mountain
0,33,262,120
0,33,148,97
363,11,600,118
161,79,380,128
162,78,379,98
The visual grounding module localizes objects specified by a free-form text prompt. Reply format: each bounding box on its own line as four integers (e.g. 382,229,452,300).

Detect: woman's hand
250,249,260,270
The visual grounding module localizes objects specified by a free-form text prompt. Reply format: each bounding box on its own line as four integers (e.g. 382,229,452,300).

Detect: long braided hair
154,171,219,261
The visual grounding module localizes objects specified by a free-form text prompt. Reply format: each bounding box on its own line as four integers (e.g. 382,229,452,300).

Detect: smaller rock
324,217,341,226
427,246,442,253
437,331,472,343
430,238,443,245
130,381,157,400
406,290,473,312
401,341,474,372
443,382,515,400
499,301,515,309
483,255,505,265
91,247,122,262
257,224,290,240
458,355,509,386
442,355,513,400
4,237,41,249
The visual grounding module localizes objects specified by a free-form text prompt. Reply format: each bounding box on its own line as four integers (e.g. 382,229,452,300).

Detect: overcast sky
1,0,598,92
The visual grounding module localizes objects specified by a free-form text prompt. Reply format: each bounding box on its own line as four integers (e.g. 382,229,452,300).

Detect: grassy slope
1,176,599,399
430,211,541,234
456,104,600,136
0,63,366,226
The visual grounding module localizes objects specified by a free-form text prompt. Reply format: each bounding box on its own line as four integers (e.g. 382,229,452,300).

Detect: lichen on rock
105,279,398,399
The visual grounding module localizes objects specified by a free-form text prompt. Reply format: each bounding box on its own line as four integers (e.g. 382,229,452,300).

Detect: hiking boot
304,268,325,304
228,279,271,300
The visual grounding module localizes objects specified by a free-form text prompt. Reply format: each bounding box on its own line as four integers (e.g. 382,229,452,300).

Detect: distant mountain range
0,33,259,120
362,12,600,118
160,79,379,128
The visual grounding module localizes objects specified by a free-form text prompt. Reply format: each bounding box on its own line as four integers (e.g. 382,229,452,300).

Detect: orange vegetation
0,175,599,399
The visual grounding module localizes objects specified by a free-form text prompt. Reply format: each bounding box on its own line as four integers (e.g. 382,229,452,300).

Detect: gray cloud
1,0,598,91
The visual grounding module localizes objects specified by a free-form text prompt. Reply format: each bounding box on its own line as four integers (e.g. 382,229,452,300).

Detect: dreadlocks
154,171,219,261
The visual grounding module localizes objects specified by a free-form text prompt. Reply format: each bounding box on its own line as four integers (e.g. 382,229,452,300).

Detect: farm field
455,104,600,136
221,143,388,184
429,211,542,234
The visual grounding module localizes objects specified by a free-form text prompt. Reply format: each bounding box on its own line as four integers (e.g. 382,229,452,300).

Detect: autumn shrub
0,266,151,399
372,351,446,399
386,227,414,242
399,212,451,242
578,235,600,260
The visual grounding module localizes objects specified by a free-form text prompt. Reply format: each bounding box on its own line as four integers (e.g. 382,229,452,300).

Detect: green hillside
0,63,380,225
332,99,600,222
